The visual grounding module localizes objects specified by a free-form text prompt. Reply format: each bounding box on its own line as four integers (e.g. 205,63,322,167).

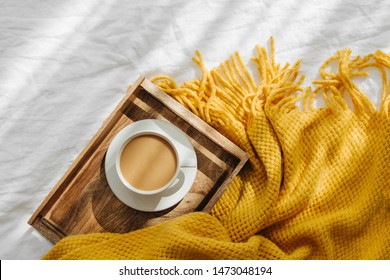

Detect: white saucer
104,119,197,212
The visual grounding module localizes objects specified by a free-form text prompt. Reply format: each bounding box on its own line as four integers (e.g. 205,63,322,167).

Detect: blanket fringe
312,49,390,117
152,39,390,131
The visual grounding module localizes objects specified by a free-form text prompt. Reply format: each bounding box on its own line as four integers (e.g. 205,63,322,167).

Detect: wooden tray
28,77,249,243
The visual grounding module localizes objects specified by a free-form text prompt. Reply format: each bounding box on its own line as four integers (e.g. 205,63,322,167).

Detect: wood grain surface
29,77,249,243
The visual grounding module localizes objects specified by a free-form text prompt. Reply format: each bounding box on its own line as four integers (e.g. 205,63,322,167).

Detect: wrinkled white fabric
0,0,389,259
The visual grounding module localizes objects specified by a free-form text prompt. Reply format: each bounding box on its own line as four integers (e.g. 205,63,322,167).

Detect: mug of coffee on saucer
105,119,197,212
116,131,182,195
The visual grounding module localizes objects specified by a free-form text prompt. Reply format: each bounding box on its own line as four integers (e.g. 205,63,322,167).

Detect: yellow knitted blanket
43,39,390,260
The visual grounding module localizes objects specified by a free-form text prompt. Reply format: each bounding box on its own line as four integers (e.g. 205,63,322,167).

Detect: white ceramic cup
115,130,182,195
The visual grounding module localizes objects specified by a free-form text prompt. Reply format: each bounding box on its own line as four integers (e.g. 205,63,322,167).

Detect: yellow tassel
152,39,390,137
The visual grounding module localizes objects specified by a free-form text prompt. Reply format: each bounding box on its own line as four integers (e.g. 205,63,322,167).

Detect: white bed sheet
1,0,389,259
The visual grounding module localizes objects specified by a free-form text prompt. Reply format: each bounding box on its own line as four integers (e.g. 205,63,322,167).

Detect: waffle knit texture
43,39,390,259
